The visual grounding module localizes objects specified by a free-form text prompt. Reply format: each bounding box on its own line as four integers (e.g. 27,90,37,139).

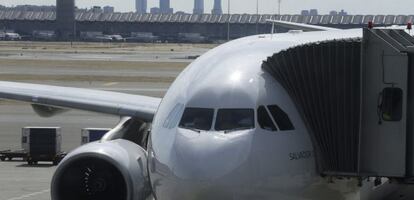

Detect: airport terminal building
0,9,413,42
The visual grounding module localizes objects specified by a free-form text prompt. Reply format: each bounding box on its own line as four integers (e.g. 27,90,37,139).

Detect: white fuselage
148,29,364,199
5,33,21,40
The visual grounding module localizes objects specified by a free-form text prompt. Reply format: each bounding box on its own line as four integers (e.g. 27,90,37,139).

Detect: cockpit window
258,106,277,131
267,105,295,130
215,109,254,132
163,103,184,129
179,107,214,131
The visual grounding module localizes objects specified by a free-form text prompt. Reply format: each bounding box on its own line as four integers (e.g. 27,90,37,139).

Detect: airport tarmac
1,41,414,200
0,41,214,62
0,41,194,200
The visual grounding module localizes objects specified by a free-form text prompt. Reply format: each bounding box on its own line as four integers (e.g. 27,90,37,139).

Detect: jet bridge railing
263,28,414,180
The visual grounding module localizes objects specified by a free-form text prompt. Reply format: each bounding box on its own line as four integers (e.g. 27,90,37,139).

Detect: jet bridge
263,28,414,180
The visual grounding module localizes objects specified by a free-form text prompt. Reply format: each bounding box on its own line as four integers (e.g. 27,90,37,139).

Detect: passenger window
215,109,254,132
179,107,214,131
258,106,277,131
267,105,295,130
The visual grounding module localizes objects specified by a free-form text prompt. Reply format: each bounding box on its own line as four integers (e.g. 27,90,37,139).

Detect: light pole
227,0,230,41
256,0,259,34
278,0,281,15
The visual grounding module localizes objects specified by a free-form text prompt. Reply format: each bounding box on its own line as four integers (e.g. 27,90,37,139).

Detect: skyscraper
56,0,75,39
212,0,222,15
193,0,204,14
160,0,173,14
309,9,318,16
136,0,147,14
103,6,114,13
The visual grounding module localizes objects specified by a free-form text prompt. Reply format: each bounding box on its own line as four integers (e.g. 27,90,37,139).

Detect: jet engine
31,104,68,118
51,139,151,200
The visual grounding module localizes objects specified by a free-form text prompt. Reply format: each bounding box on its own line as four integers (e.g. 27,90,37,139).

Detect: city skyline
1,0,414,15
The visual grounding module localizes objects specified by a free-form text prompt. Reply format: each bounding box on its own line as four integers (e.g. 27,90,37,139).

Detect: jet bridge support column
406,52,414,179
358,28,414,178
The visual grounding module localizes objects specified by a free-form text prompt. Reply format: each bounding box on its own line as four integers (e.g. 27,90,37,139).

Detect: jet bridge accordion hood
264,29,414,178
263,39,362,174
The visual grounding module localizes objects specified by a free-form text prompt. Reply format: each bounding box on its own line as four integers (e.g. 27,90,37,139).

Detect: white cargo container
22,127,62,164
81,128,111,145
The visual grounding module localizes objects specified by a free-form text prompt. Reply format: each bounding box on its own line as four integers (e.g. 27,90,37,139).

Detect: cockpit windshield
179,107,214,131
215,109,254,132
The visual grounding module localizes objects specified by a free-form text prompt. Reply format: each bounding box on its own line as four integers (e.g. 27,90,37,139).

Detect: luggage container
22,127,62,165
81,128,111,145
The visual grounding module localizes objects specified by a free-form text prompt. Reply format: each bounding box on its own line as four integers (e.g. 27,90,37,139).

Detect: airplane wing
0,81,161,122
266,19,341,32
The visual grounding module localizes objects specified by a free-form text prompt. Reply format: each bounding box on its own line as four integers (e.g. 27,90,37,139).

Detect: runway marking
6,189,50,200
103,82,119,86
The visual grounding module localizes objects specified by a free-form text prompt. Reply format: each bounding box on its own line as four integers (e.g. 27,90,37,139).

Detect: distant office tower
329,9,348,16
136,0,147,13
103,6,114,13
329,10,338,16
338,9,348,16
212,0,222,15
309,9,318,15
300,10,310,16
160,0,173,14
193,0,204,14
56,0,75,39
150,7,160,14
90,6,103,13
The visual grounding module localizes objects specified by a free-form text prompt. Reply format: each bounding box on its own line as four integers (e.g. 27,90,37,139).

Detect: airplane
126,32,160,43
2,32,21,41
177,33,207,43
0,21,409,200
32,30,57,41
80,32,116,42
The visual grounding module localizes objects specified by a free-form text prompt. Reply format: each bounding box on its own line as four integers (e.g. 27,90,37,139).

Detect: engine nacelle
51,139,151,200
31,104,68,118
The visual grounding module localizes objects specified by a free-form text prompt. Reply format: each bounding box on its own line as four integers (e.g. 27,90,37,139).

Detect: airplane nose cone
173,130,253,181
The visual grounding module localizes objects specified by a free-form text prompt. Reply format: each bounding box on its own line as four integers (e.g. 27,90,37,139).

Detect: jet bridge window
22,136,27,143
258,106,277,131
379,87,403,121
267,105,295,131
179,107,214,131
215,109,255,132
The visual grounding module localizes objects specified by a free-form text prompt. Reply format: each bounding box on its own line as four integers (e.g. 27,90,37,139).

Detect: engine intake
51,139,151,200
54,156,127,200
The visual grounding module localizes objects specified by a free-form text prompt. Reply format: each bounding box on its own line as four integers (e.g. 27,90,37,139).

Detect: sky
1,0,413,15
